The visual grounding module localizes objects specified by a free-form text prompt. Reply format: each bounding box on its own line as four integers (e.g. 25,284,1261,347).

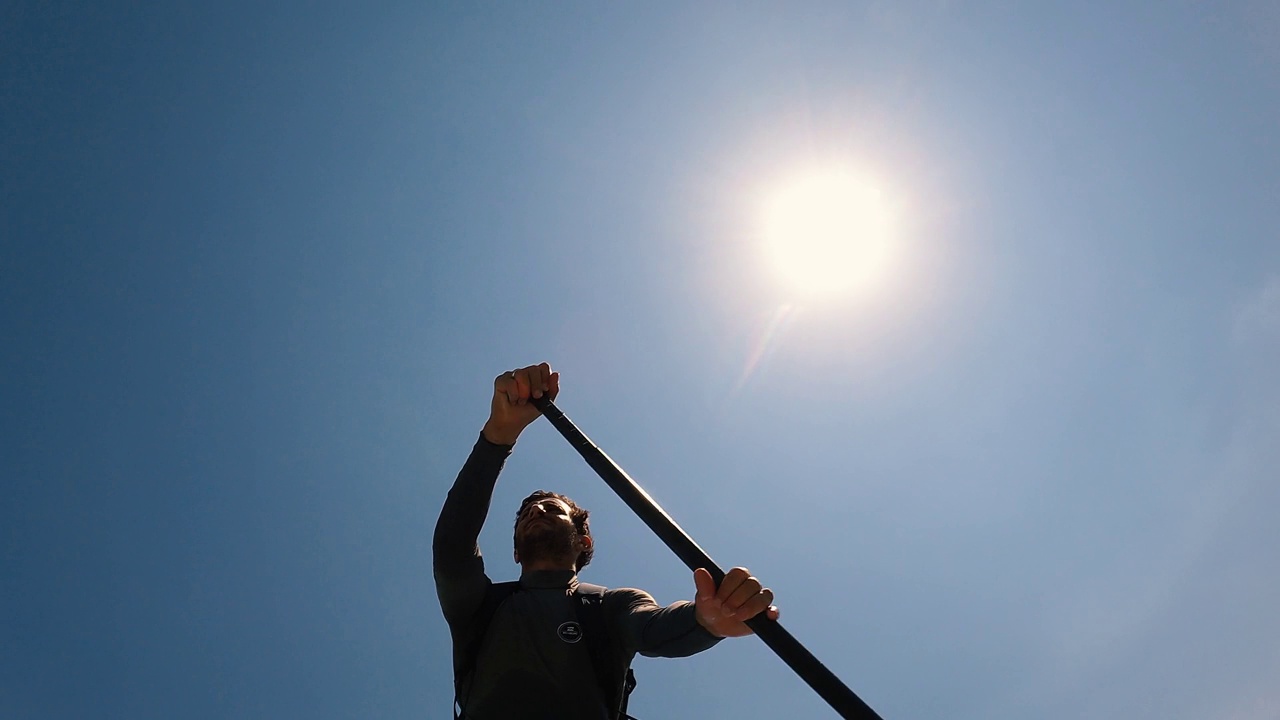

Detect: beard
516,520,580,568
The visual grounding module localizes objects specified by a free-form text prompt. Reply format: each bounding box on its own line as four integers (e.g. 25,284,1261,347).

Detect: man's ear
513,550,520,564
580,536,592,550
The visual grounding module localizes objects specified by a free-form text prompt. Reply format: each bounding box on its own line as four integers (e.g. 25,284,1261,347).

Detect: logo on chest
556,621,583,644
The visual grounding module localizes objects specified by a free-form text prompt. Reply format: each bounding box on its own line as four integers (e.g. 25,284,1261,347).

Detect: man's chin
518,542,575,568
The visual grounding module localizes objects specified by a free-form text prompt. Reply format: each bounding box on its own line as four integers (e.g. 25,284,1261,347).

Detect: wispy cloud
1011,276,1280,719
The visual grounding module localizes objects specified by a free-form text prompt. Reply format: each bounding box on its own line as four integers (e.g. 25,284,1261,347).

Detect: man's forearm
611,590,723,658
432,433,512,572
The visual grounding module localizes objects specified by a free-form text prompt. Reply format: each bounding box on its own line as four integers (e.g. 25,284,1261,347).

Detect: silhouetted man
434,362,778,719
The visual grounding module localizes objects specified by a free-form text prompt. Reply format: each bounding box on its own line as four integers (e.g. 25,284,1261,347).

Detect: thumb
693,568,716,602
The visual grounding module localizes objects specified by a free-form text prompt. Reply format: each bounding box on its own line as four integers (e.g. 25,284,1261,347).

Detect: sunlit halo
760,168,893,297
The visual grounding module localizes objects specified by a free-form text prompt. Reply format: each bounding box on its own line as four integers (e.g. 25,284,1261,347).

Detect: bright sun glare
760,168,893,297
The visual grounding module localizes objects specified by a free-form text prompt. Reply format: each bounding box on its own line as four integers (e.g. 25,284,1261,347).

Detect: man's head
512,490,593,572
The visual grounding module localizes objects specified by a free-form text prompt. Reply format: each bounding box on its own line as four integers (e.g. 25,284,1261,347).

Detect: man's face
514,497,579,568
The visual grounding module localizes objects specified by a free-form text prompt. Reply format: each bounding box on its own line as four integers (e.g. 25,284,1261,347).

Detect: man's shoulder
571,582,645,604
598,585,661,612
598,585,650,597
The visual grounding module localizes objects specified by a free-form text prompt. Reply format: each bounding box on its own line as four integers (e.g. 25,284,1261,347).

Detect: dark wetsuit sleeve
433,433,511,624
607,588,724,659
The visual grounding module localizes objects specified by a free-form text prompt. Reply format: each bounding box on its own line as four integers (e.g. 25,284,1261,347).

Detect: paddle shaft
529,396,884,720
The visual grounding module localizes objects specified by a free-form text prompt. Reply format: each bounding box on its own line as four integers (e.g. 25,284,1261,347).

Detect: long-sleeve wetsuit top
434,434,723,720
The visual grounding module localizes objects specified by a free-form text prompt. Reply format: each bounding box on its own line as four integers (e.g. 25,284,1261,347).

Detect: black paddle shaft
529,396,884,720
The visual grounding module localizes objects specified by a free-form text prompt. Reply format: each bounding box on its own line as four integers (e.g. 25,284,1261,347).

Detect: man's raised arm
432,363,560,582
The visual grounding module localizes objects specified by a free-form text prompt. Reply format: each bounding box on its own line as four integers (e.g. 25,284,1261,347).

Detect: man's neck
520,559,576,572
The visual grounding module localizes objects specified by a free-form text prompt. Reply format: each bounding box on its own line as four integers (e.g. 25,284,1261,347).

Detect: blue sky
4,2,1278,718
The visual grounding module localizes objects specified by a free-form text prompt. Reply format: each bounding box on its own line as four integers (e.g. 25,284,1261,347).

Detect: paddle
530,395,884,719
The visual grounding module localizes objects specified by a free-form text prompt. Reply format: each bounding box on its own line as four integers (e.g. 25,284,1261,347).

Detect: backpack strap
454,581,521,719
575,582,638,720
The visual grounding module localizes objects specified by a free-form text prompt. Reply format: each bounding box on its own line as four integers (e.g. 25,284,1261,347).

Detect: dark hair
513,490,594,570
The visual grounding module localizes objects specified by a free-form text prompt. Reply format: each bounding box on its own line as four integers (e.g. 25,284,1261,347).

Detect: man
434,362,779,719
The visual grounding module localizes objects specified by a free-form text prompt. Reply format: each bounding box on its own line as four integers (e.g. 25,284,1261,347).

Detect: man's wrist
481,420,520,446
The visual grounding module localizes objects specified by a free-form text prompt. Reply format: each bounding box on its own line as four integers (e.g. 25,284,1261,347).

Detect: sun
760,168,893,298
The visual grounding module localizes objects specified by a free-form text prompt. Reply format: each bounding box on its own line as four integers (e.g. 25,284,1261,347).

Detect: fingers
494,370,519,405
716,567,773,621
494,363,555,406
515,370,530,403
693,567,777,637
531,362,551,400
734,586,775,621
715,567,750,602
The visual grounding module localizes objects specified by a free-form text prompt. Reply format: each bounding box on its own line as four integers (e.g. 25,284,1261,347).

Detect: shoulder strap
454,581,521,719
574,583,638,720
